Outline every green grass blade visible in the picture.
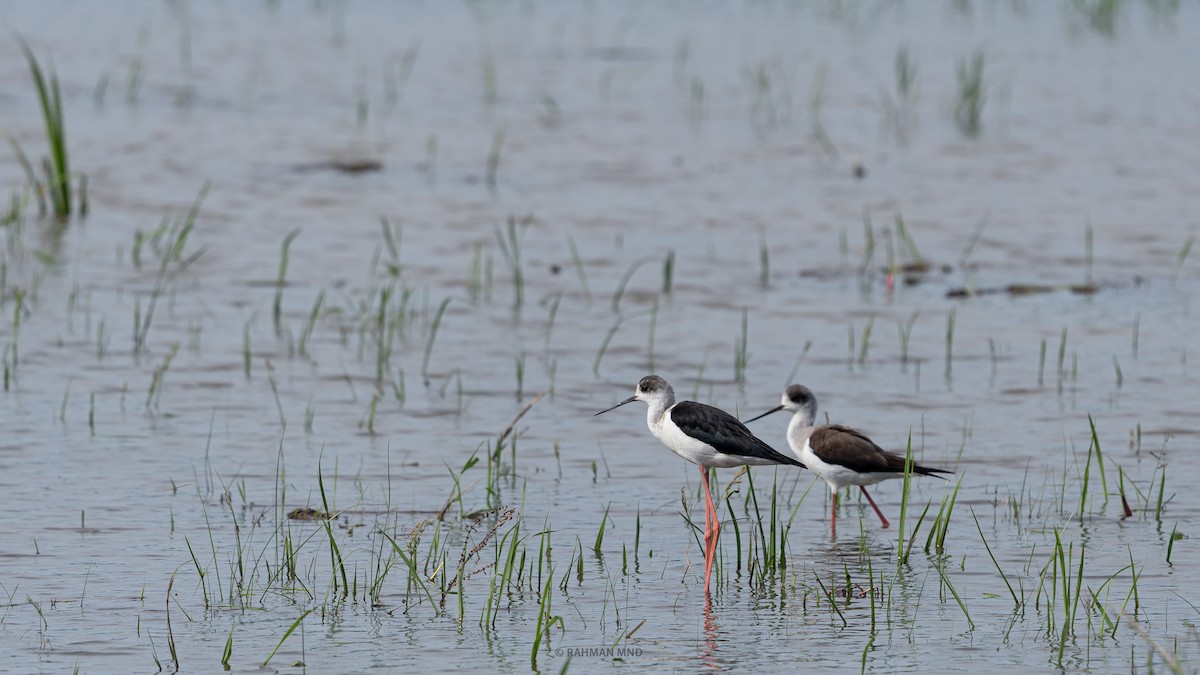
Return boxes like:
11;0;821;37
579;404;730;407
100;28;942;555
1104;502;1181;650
971;507;1019;607
261;608;316;667
934;562;975;630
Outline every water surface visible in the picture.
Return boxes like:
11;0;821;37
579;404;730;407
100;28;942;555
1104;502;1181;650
1;1;1198;672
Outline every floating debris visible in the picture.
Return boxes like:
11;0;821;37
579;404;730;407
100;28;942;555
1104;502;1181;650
293;159;384;174
287;507;332;521
800;261;950;283
850;153;866;179
947;283;1100;298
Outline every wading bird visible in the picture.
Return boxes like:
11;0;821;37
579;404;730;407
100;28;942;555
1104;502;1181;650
596;375;805;596
745;384;952;537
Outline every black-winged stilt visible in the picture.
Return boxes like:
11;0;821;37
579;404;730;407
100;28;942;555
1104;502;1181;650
595;375;805;595
745;384;951;537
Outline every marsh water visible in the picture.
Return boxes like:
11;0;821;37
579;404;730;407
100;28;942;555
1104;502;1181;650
2;1;1199;672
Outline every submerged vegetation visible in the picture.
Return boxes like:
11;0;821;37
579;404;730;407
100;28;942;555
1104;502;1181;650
953;50;986;139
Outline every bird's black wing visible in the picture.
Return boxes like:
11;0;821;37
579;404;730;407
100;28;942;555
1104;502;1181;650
671;401;804;468
812;425;952;477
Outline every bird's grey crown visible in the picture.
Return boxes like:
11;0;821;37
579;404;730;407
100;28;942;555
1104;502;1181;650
785;384;815;405
638;375;668;394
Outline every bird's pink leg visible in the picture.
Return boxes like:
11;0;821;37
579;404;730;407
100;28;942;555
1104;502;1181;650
830;489;838;538
706;483;717;552
860;486;890;528
699;465;718;595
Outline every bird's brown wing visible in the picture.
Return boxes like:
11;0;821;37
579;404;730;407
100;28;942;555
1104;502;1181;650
811;425;952;477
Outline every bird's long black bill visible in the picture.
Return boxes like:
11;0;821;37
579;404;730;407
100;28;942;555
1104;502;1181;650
742;405;784;424
594;396;637;416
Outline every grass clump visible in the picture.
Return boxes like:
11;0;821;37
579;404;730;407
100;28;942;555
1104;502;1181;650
953;51;985;139
8;41;85;219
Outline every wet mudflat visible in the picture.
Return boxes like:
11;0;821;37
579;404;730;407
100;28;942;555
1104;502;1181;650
1;1;1198;672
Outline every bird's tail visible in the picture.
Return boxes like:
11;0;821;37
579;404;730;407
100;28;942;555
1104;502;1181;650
914;465;954;479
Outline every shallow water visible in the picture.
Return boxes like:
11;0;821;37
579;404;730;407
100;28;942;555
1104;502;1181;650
2;1;1199;672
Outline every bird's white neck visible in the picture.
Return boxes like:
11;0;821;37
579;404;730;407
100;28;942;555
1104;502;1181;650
644;391;674;435
787;403;816;448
